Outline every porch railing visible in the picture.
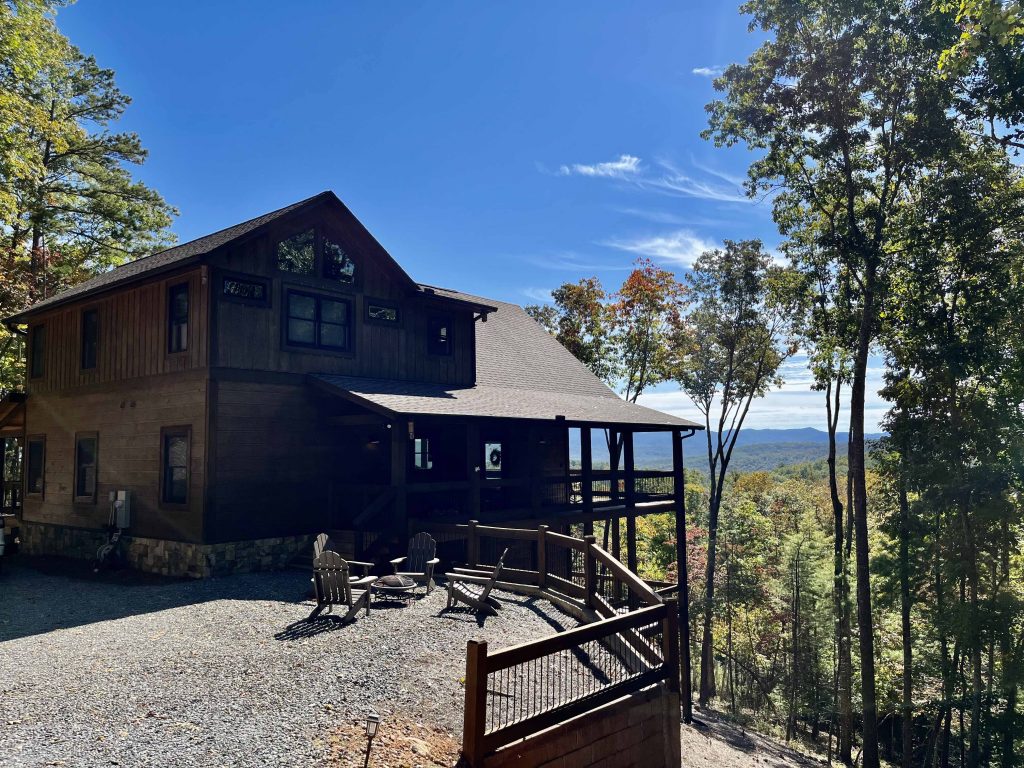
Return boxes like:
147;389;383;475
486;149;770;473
446;521;681;766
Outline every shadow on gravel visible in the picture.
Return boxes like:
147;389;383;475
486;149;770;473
689;708;826;767
0;556;311;643
274;616;355;641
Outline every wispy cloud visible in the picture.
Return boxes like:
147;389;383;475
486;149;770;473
521;287;553;303
555;153;750;204
613;207;688;226
692;65;724;78
559;154;642;180
603;230;717;268
524;250;633;272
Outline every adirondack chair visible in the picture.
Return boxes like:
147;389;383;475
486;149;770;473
312;532;372;576
444;548;509;616
308;550;375;622
390;531;440;595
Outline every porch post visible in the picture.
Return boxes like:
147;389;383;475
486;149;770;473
580;427;594;536
673;428;693;723
528;423;542;512
391;420;409;539
466;422;481;519
624;429;637;577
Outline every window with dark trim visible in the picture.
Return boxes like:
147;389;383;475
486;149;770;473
323;236;356;284
25;436;45;496
74;432;98;503
161;426;190;506
366;300;399;325
285;291;352;351
276;228;316;274
30;325;45;378
81;309;98;370
221;275;269;305
167;283;189;353
485;441;503;479
427;315;452;356
413;438;432;470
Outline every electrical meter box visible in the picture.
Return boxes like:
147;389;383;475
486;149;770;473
109;490;132;529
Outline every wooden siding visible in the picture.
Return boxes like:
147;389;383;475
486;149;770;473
24;267;209;393
21;371;207;542
207;204;476;385
205;375;342;543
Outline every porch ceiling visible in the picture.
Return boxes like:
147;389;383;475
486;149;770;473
309;374;702;430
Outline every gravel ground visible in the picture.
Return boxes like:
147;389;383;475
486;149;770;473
0;558;577;768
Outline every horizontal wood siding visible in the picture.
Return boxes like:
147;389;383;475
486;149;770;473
24;267;209;394
208;204;476;385
21;371;207;542
206;378;339;543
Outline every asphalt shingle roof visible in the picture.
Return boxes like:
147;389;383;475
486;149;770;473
313;294;701;429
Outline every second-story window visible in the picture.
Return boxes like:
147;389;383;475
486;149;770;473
285;291;352;351
277;228;315;275
168;283;189;354
81;309;98;370
427;315;452;356
30;325;45;378
323;237;356;284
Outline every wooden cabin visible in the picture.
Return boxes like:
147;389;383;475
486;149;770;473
0;192;700;577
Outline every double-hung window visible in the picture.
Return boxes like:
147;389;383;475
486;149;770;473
81;309;98;370
168;283;189;353
161;426;190;506
74;433;98;503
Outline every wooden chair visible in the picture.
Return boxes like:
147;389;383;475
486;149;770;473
312;532;372;576
308;550;375;623
445;548;509;616
390;531;440;595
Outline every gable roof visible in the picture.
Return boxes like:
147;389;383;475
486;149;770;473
312;292;702;430
5;191;494;323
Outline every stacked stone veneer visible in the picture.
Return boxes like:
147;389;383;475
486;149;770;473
20;520;313;578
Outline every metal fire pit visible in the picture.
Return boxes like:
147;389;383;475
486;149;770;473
371;574;418;603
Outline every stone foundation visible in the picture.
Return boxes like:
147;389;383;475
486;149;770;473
19;520;313;578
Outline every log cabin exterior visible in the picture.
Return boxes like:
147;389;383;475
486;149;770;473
1;192;700;577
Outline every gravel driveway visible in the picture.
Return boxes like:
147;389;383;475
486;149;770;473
0;558;577;767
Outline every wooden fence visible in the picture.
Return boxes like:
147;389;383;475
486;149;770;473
442;521;681;767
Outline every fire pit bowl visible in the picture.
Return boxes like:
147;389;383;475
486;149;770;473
371;574;418;602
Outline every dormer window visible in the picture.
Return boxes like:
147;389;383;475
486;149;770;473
324;237;356;284
276;228;316;274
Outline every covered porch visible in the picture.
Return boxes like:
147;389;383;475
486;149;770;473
310;374;700;571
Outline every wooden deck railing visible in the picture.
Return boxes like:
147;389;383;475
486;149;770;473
445;521;681;767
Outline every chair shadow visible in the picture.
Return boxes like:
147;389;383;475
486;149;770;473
274;615;355;641
436;606;492;628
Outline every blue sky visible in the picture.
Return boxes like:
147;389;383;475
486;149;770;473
59;1;887;431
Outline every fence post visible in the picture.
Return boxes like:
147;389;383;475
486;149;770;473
537;525;548;589
467;519;479;567
463;639;489;767
583;534;597;609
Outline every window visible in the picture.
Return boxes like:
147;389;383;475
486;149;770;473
276;228;315;274
427;315;452;356
485;442;502;479
25;436;44;496
161;426;190;506
414;438;432;470
81;309;98;370
324;237;356;284
30;325;45;378
74;433;98;503
366;300;399;325
167;283;189;353
222;275;268;304
286;291;352;351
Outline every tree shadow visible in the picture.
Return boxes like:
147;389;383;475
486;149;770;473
274;615;356;641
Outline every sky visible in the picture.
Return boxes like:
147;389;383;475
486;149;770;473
58;1;887;431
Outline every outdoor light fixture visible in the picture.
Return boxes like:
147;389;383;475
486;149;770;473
363;712;381;768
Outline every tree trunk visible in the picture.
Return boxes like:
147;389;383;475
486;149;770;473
899;461;914;768
699;488;722;705
827;379;854;764
849;269;880;768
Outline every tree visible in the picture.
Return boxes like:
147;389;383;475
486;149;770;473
704;4;963;762
0;0;176;392
673;238;801;706
525;277;616;385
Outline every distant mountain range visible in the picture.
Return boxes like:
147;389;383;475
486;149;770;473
572;428;886;473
